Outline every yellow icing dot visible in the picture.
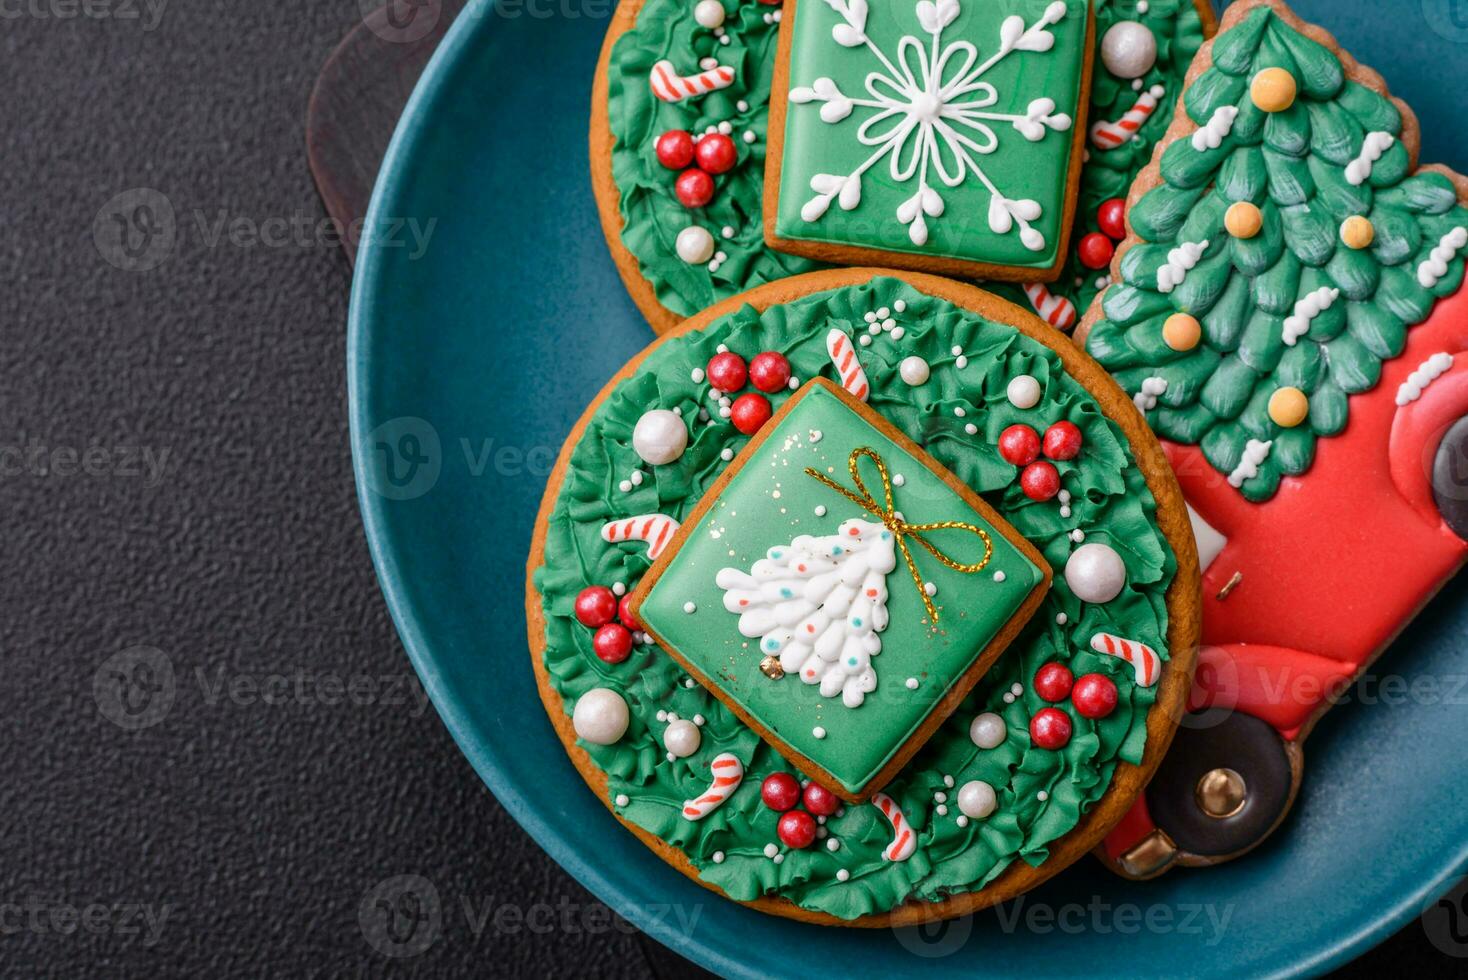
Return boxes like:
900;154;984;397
1225;201;1263;239
1341;215;1375;250
1162;313;1202;352
1269;386;1309;428
1251;68;1297;113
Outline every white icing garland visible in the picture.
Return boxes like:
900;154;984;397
1395;352;1455;406
1282;286;1340;346
1344;131;1394;186
1157;240;1207;293
1189;105;1237;151
1132;376;1167;411
790;0;1074;249
1417;227;1468;288
1227;439;1273;488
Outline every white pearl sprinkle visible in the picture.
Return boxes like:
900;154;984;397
953;406;966;417
713;850;725;863
720;448;734;461
876;307;889;318
1038;790;1049;802
951;345;963;356
891;326;906;340
718;406;732;418
956;355;968;369
993;570;1006;583
837;869;850;882
892;473;905;487
612;582;626;596
717;121;733;135
716;343;728;353
1060;506;1072;518
666;751;676;762
684;678;696;689
936;804;948;816
813;726;826;739
630;471;643;486
815;505;827;517
721;226;735;239
943;774;955;788
615;794;629;807
965;423;978;435
859;335;872;347
923;582;936;597
956;815;969;827
683;601;697;614
1059;489;1071;503
764;843;779;858
826;838;840;852
743;131;756;144
1070;529;1085;543
618;480;632;493
864;311;877;323
736;99;749;112
694;714;705;726
1011;683;1023;697
656;710;667;722
1056;612;1068;625
817;814;826;825
1003;692;1015;704
906;677;919;690
817;826;828;839
894;300;906;312
935;791;947;803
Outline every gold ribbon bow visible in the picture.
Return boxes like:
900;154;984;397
805;447;992;623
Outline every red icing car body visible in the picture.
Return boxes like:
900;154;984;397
1103;282;1468;876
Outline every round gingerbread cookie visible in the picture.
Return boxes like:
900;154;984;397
526;269;1200;924
590;0;1215;333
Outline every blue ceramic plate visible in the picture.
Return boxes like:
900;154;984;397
349;1;1468;973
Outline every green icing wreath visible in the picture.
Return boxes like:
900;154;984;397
607;0;1208;323
532;277;1176;919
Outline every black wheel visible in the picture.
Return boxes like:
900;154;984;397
1145;712;1295;859
1432;416;1468;539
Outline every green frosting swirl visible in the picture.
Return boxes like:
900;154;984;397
533;277;1176;919
608;0;1206;322
1084;5;1468;501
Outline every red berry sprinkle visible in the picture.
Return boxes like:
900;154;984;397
617;594;640;632
655;129;695;170
761;772;801;811
1078;232;1115;270
1033;662;1075;702
1030;707;1073;750
730;392;772;435
998;424;1041;467
1097;197;1126;241
777;809;818;849
706;351;748;392
1072;673;1119;719
802;782;840;817
747;351;792;393
574;586;618;628
1020;460;1060;501
694;133;737;175
1042;420;1083;461
675;168;715;208
592;623;633;664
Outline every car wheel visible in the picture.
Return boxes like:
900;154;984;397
1145;712;1296;859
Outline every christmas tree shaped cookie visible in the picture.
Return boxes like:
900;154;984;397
764;0;1095;279
1082;0;1468;501
632;380;1050;800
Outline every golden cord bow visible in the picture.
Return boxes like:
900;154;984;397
805;447;992;623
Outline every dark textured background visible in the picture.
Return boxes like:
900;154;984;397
0;0;1461;974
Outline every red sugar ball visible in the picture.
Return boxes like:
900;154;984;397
1078;232;1115;270
802;781;840;817
761;772;801;812
655;129;695;170
1072;673;1119;719
1030;707;1073;750
1020;460;1060;501
1033;662;1075;703
694;133;737;175
998;424;1041;467
1043;420;1083;461
706;350;748;392
574;586;618;628
617;594;640;632
777;809;818;849
1097;197;1126;240
675;168;715;208
592;623;633;664
731;392;772;435
748;351;792;393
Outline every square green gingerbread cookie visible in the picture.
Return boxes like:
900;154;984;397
631;379;1050;801
764;0;1095;280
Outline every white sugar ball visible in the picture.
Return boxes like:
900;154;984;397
664;719;701;758
675;226;716;265
573;688;629;745
693;0;725;28
1007;374;1041;409
898;356;931;386
632;409;688;465
1065;542;1127;604
1101;21;1157;80
958;780;997;819
970;711;1007;749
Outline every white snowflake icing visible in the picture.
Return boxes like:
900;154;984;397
789;0;1074;249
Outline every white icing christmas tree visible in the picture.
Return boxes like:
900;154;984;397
716;518;896;708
